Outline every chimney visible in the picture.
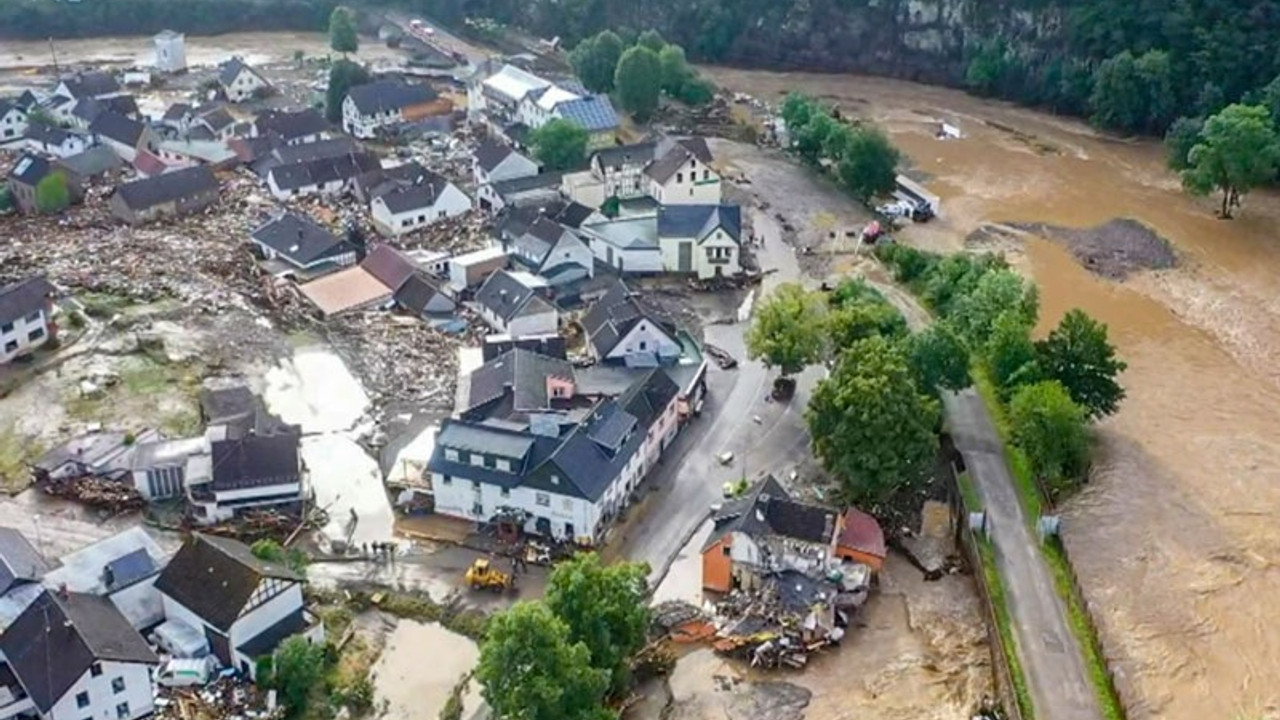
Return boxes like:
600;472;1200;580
57;583;69;600
103;564;115;589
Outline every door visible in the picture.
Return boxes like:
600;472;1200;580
678;242;692;272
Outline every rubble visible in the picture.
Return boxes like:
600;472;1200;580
154;673;281;720
38;474;147;512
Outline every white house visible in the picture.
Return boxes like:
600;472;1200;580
0;277;56;364
89;111;153;163
369;173;471;236
657;204;742;279
473;270;558;337
266;152;381;200
0;100;27;143
251;212;358;278
579;215;664;275
646;138;721;205
341;80;446;139
154;534;323;677
0;590;159;720
153;30;187;73
24;123;90;158
506;216;594;285
218;57;270;103
474;140;539;211
468;63;551;120
184;432;305;525
590;142;657;200
41;527;170;631
582;278;682;365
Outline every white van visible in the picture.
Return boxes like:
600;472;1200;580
156;657;216;688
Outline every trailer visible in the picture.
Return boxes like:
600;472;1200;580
892;174;941;221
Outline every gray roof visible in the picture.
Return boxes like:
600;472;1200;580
582;215;659;251
491;171;562;198
585;403;636;451
197;105;236;132
57;146;123;177
393;272;453;315
254;136;360;176
0;590;158;712
88;110;146;147
646;137;715;183
162;102;193;121
154;534;300;632
24;123;72;146
526;401;644;502
475;270;555;324
0;277;55;327
72;95;138;123
252;212;351;265
435;420;535;461
254;107;328;140
582;278;672;358
464;348;574;415
474;139;516;173
115;165;218;211
361;244;417;291
513;216;571;267
60;71;121;99
375;173;455;214
8;154;55;186
346;80;438;115
269;151;380;191
555;95;619;133
593;142;657;170
657;204;742;244
703;475;838;552
0;528;50;596
209;432;300;491
620;368;680;428
218;57;263;87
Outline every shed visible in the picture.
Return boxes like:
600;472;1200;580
448;247;508;290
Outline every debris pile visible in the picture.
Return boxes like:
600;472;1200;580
155;674;281;720
39;474;147;512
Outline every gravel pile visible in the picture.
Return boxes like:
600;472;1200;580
1013;218;1178;280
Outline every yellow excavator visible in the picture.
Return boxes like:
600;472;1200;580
465;558;514;592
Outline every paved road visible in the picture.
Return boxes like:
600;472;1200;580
615;211;821;586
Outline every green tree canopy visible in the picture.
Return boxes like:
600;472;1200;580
570;30;624;93
658;43;692;96
545;553;650;695
905;323;972;394
615;46;663;121
780;93;816;135
325;59;370;123
746;283;828;376
806;335;940;506
985;310;1041;398
1181;103;1280;218
531;118;589;171
835;126;901;202
1035;308;1127;419
477;602;614;720
250;539;309;575
1008;380;1091;493
1164;116;1205;171
1090;49;1176;133
328;6;358;55
826;280;908;352
636;29;666;53
34;171;70;214
795;112;837;163
951;269;1038;347
270;637;326;718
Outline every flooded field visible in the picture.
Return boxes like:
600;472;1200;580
707;67;1280;719
370;620;482;720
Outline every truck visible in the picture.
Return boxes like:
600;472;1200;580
156;657;217;688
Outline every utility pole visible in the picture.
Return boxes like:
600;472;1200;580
47;37;60;75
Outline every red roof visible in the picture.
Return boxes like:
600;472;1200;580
360;244;416;292
837;507;886;559
132;149;169;178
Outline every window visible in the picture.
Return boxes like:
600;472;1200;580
90;663;102;677
418;215;426;223
440;474;452;485
703;170;710;181
535;492;550;507
401;219;411;228
639;341;647;351
500;487;510;498
444;449;459;462
472;481;482;491
562;498;572;510
111;677;126;694
25;311;41;323
676;172;682;183
1;322;12;334
116;702;130;720
549;475;560;485
722;545;731;556
495;458;511;472
76;691;89;709
28;327;44;341
470;454;485;467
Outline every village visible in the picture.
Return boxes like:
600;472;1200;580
0;15;986;720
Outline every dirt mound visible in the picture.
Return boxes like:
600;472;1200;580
1011;218;1178;280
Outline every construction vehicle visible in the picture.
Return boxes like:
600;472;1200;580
465;558;514;592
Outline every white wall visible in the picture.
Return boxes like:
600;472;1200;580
101;136;140;163
728;531;761;566
540;233;594;278
649;157;721;205
225;71;267;103
47;661;154;720
484;153;538;185
0;109;27;142
605;321;680;362
693;228;740;279
229;582;305;673
371;185;472;236
431;472;603;542
343;95;405;139
1;305;50;363
111;576;165;630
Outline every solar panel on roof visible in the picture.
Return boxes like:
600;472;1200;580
104;548;156;589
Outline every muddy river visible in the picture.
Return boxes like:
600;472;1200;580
709;67;1280;720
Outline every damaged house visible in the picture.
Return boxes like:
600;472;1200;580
250;211;358;279
0;276;57;364
368;169;471;236
41;528;169;631
501;213;594;287
110;165;219;224
582;278;681;366
474;269;558;337
342;80;451;139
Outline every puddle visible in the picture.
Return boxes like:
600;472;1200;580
263;346;370;435
652;519;713;605
371;620;481;720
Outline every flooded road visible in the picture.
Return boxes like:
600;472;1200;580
707;68;1280;720
370;620;481;720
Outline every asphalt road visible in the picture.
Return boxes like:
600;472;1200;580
615;210;822;586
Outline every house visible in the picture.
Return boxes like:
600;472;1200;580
393;272;456;320
297;244;414;316
504;215;594;285
474;270;558;337
581;279;680;366
579;215;663;275
251;135;360;176
153;534;322;677
218;57;270;103
468;63;551;121
41;95;76;125
56;146;124;182
32;432;159;484
834;507;887;573
89;111;152;163
369;172;471;236
155;139;241;169
448;247;509;290
646;137;721;205
552;95;619;150
0;527;52;629
41;528;169;631
590;142;657;200
0;277;57;364
481;333;566;361
24;123;90;158
185;432;305;525
0;100;26;143
8;153;83;214
342;80;451;139
118;437;210;502
154;30;187;73
200;384;296;441
55;72;123;103
250;212;358;278
190;105;237;141
701;475;840;593
70;95;140;130
110;165;219;224
159;102;194;134
253;108;328;145
0;589;158;720
657;204;742;279
266;151;380;200
132;148;176;178
487;171;563;212
469;64;618;147
474;140;538;187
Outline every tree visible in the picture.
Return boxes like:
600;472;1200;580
674;76;715;106
905;324;971;394
826;281;908;351
545;554;650;695
985;310;1041;397
658;44;691;96
614;46;662;121
250;539;309;575
477;602;614;720
1090;50;1176;133
1164;116;1204;171
807;336;940;506
951;269;1038;347
1035;309;1127;419
328;7;358;55
795;111;836;163
746;283;828;376
34;172;70;214
1181;103;1280;218
325;59;370;124
835;127;900;202
780;93;816;137
1008;381;1091;492
1261;74;1280;126
636;29;666;53
270;637;326;718
531;118;589;171
570;31;624;93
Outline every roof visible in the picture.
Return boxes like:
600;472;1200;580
0;98;17;118
252;212;350;266
535;84;581;111
209;433;300;491
0;277;55;327
57;145;122;177
556;95;619;133
837;507;886;559
0;590;158;712
254;107;328;141
269;152;380;191
346;80;438;115
155;29;184;40
556;201;596;229
676;136;713;163
8;153;55;186
491;171;562;199
482;64;551;103
200;385;255;425
645;137;715;183
435;420;535;461
88;110;146;147
657;204;741;244
115;165;218;211
0;528;50;596
72;95;137;123
218;57;263;87
482;334;567;361
619;368;680;428
475;270;555;324
513;216;570;266
703;475;837;552
464;348;574;415
24;123;72;146
162;102;193;121
60;71;121;99
133;149;169;177
154;534;301;632
361;244;416;291
299;266;392;316
393;272;452;315
253;135;361;176
375;173;455;214
582;215;659;251
474;139;517;173
529;405;643;502
582;278;670;358
197;105;236;132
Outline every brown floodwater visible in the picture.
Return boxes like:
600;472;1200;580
707;67;1280;719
